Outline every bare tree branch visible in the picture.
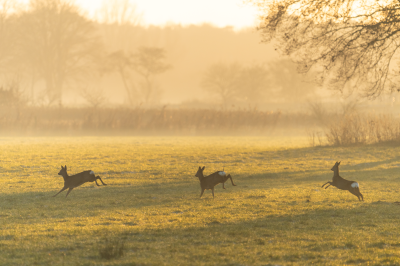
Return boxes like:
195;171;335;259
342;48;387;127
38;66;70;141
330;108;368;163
251;0;400;98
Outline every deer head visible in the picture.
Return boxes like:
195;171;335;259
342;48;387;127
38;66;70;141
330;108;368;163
331;161;340;171
195;166;205;179
58;165;67;176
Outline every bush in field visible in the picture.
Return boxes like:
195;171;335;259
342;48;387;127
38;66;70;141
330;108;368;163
0;86;24;107
98;236;125;260
326;113;400;146
307;99;400;146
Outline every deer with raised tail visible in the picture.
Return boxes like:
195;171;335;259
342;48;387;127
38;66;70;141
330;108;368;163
53;165;107;197
322;161;363;201
195;166;237;199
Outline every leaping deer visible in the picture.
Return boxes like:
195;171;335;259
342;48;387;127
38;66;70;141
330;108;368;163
322;161;363;201
53;165;107;197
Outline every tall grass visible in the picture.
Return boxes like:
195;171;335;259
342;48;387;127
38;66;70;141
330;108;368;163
0;106;290;135
307;101;400;146
326;113;400;145
3;105;400;143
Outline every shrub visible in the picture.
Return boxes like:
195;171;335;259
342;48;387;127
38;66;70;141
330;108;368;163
325;113;400;146
98;236;125;260
0;85;24;107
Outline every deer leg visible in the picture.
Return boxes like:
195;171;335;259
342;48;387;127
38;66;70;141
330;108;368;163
325;184;331;189
65;188;74;197
212;188;215;199
53;186;68;197
97;176;107;186
220;176;228;189
229;175;237;186
349;190;360;200
200;189;205;198
358;191;364;201
348;189;361;201
354;187;363;201
95;180;100;186
321;182;330;188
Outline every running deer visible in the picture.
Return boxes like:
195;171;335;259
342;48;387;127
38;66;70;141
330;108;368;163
195;166;237;199
322;161;363;201
53;165;107;197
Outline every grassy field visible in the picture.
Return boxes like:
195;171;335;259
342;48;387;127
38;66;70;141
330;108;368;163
1;136;400;265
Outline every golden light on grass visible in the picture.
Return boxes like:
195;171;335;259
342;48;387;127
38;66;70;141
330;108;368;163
1;136;400;264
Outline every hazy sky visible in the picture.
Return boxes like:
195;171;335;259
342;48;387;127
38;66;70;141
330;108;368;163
83;0;258;29
18;0;258;29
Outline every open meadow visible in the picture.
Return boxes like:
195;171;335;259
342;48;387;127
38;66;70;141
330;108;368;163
1;136;400;265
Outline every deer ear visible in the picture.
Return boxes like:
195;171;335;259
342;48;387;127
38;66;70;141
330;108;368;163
202;166;205;170
65;165;67;170
61;165;63;169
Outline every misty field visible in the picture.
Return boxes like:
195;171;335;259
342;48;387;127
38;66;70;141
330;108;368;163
1;137;400;265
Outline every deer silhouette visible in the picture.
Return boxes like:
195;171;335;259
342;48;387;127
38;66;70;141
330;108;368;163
322;161;363;201
195;166;236;198
53;165;107;197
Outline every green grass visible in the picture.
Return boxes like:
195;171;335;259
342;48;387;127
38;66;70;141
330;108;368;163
1;136;400;265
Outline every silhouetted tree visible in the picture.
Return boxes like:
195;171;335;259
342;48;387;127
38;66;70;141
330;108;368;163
106;50;136;104
252;0;400;98
131;47;171;104
239;64;268;103
201;62;269;106
16;0;102;105
96;0;142;53
106;47;171;105
0;1;19;78
201;62;243;107
267;59;317;101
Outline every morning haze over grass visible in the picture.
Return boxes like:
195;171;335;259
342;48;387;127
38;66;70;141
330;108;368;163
1;136;400;265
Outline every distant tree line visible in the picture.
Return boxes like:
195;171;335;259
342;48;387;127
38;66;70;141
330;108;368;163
0;0;321;109
201;59;318;107
0;0;170;107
